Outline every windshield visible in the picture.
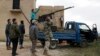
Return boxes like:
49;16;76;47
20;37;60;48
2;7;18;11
79;24;90;30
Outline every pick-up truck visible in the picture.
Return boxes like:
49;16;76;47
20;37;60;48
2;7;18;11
37;21;98;49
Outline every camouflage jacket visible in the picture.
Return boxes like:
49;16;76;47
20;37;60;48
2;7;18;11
43;21;53;40
9;23;20;38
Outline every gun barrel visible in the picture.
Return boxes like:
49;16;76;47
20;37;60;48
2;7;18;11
52;6;74;14
38;6;74;22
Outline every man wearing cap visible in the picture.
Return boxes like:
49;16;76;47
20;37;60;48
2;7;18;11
29;20;38;56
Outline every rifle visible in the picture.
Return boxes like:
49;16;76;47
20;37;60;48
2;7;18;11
37;6;74;22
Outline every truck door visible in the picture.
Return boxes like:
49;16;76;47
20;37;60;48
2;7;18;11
79;24;94;42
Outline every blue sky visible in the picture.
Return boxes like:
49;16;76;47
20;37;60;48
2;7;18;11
36;0;100;32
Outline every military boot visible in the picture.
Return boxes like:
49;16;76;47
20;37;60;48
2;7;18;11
43;50;51;56
32;52;37;56
7;46;12;50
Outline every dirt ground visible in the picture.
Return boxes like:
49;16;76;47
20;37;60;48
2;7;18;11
0;41;100;56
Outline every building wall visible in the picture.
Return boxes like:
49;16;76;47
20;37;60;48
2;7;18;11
53;6;64;28
0;0;35;40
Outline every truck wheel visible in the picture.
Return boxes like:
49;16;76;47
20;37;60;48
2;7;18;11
49;40;57;49
70;42;75;46
80;39;88;47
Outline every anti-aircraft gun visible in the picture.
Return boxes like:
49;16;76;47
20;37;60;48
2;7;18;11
37;6;74;22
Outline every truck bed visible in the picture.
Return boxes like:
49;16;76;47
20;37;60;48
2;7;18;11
38;30;76;40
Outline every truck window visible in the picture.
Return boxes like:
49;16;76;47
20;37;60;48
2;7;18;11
68;24;72;29
79;24;89;30
66;23;75;30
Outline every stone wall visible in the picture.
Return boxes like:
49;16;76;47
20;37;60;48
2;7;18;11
0;0;35;40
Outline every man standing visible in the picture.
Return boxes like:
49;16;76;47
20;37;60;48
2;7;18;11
5;19;11;50
43;16;53;56
9;18;19;56
19;20;25;49
60;16;64;28
29;20;38;56
30;7;40;24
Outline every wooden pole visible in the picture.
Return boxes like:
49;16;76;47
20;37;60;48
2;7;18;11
20;8;30;24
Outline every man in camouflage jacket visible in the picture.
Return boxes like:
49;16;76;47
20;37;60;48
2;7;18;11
43;16;53;56
9;18;20;56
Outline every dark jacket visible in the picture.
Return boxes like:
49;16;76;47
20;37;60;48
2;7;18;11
5;23;11;34
19;24;25;34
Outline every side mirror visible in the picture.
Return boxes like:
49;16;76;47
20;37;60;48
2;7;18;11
92;24;97;32
92;24;98;40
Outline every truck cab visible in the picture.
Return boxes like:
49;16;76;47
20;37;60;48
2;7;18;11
65;22;98;46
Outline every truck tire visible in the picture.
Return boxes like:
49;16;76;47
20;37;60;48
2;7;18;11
49;40;57;49
79;39;88;47
70;42;75;46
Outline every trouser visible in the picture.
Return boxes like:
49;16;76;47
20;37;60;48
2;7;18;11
31;40;37;53
19;34;24;46
11;37;18;56
60;21;63;27
44;41;50;54
6;34;11;47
